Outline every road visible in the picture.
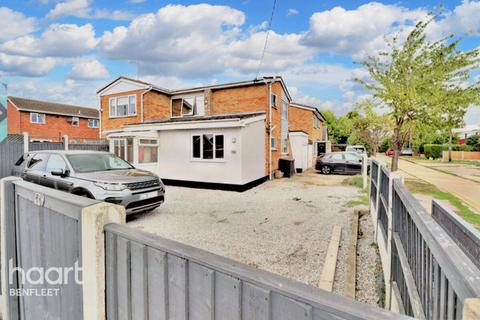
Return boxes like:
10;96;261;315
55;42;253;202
376;155;480;213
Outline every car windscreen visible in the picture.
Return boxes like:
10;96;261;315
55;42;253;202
67;154;134;173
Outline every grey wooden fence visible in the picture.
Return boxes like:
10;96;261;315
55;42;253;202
104;223;410;320
369;159;480;319
432;200;480;270
0;135;24;179
69;143;109;152
1;178;99;320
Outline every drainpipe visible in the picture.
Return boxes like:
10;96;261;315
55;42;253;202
263;78;274;180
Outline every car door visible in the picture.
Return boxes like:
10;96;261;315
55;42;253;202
24;153;50;185
330;153;346;173
44;154;73;191
344;153;362;174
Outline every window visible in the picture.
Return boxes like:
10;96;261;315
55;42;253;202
172;96;205;117
109;95;136;117
71;117;79;127
88;119;99;128
192;134;224;160
281;99;288;153
30;112;45;124
271;94;277;108
138;139;159;164
67;153;134;173
282;139;288;154
344;153;360;162
46;154;67;173
330;154;344;161
28;153;50;171
270;137;277;150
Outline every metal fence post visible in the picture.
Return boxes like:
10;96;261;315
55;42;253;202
63;134;69;151
22;132;28;153
373;160;383;237
82;202;125;320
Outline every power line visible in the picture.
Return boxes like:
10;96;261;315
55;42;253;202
255;0;277;79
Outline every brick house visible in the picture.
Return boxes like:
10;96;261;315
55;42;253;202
97;76;292;188
289;102;329;171
7;96;99;141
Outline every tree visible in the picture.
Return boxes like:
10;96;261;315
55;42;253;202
320;110;354;144
357;15;480;171
349;100;392;156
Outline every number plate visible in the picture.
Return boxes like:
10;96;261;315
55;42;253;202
139;191;158;200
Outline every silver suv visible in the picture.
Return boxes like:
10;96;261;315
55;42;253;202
12;150;165;215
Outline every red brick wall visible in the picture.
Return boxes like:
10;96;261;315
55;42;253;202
100;89;144;134
7;101;99;139
143;91;170;120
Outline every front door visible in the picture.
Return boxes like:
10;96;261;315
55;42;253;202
112;138;127;160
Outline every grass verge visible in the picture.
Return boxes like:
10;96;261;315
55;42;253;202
343;176;370;207
405;179;480;230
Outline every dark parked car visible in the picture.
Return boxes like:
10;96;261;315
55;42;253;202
12;150;165;215
316;152;365;175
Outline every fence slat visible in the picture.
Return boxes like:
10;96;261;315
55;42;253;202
168;255;188;320
117;237;132;320
214;273;241;320
131;242;148;320
189;262;215;320
147;248;168;320
242;282;271;320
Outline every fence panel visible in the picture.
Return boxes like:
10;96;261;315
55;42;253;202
105;223;410;320
391;180;480;320
378;165;390;243
0;136;24;179
432;200;480;270
29;141;64;151
69;143;109;152
370;160;379;205
1;179;98;320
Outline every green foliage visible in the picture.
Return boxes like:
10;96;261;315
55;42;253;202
423;144;475;159
357;14;480;170
466;134;480;148
380;138;392;152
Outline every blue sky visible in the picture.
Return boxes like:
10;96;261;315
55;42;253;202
0;0;479;124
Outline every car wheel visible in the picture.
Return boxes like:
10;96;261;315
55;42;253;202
321;165;331;174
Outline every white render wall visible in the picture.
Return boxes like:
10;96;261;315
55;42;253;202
142;119;265;185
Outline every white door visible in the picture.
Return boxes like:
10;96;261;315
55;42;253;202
112;138;127;160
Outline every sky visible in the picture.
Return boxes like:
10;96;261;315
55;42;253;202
0;0;479;124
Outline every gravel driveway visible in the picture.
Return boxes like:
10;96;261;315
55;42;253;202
128;172;365;296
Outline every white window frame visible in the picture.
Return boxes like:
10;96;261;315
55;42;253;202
109;95;137;118
30;112;46;124
171;96;205;118
71;116;79;127
191;133;225;162
271;94;278;108
138;139;159;164
88;119;99;128
270;137;277;150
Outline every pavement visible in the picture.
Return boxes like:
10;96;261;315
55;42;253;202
376;154;480;213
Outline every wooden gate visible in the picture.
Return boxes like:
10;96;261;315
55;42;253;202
1;178;98;320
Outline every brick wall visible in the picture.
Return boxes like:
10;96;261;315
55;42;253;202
100;89;144;134
143;91;171;120
7;100;99;139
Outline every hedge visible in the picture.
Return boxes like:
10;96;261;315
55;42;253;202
423;144;476;159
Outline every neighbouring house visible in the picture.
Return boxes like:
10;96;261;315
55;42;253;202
97;76;292;188
288;102;329;172
7;96;100;141
453;125;480;144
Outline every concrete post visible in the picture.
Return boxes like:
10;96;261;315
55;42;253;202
0;177;22;320
81;202;125;320
22;132;29;153
63;134;69;150
463;298;480;320
362;154;368;190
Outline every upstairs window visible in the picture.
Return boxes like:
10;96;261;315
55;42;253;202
71;117;79;127
30;112;45;124
172;96;205;117
109;95;136;118
271;94;277;108
88;119;99;128
192;134;224;160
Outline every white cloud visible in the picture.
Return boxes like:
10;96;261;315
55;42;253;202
46;0;91;19
427;1;480;38
68;59;109;80
129;0;145;3
286;9;299;17
99;4;246;77
0;53;56;77
0;7;37;42
302;2;426;56
46;0;133;20
1;24;97;58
